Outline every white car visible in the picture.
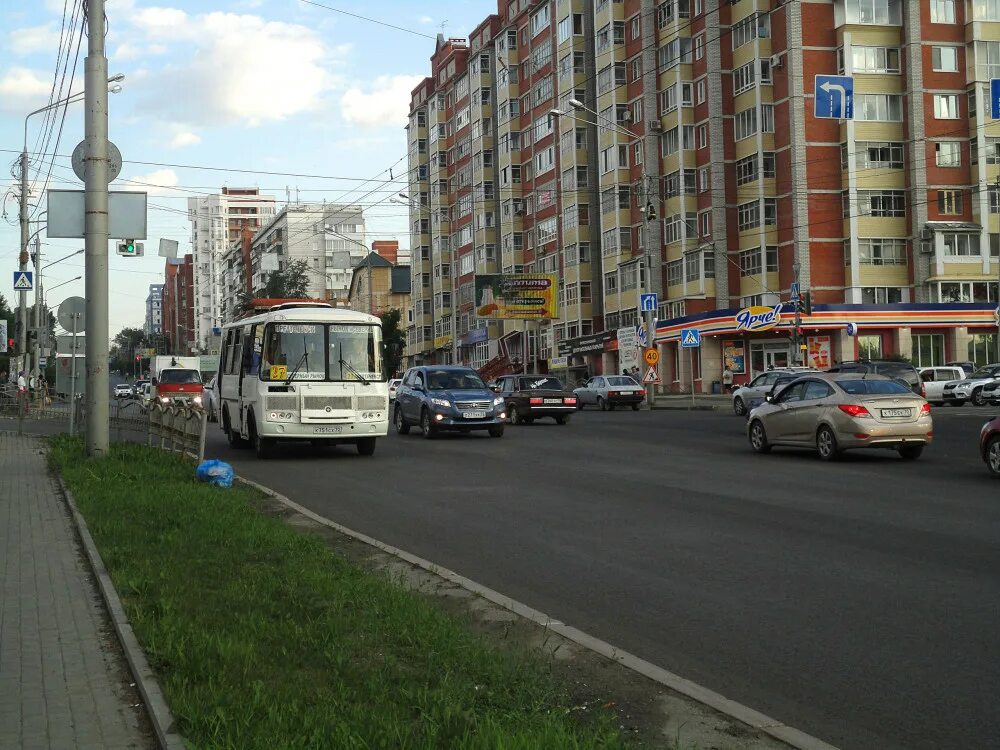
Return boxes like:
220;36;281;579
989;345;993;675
388;378;402;401
573;375;645;411
731;368;816;416
204;376;219;421
941;364;1000;406
113;383;133;398
918;366;966;406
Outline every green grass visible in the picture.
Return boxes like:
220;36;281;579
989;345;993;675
50;437;628;750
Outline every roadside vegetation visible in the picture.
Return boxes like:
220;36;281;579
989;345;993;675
50;436;628;749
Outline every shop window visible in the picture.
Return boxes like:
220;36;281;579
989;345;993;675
912;334;944;367
969;333;998;366
858;335;882;360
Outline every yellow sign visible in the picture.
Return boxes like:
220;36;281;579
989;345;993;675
474;273;558;320
643;348;659;366
433;335;452;350
735;304;782;332
269;365;287;380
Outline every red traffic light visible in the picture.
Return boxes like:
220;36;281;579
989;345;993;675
7;338;13;350
135;355;140;361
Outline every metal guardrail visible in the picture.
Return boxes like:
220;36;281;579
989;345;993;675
146;402;209;463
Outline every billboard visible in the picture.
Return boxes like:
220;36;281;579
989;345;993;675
474;274;558;320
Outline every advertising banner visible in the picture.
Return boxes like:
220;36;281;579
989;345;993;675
807;335;832;369
474;274;558;320
617;326;640;373
722;340;745;375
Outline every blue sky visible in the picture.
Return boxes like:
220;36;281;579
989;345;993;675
1;0;488;335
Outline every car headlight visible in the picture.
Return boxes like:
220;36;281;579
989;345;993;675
493;396;504;406
193;396;203;405
159;396;169;403
431;397;451;408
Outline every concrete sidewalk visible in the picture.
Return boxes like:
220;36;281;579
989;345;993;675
0;433;152;749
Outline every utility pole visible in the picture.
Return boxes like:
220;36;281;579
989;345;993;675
18;152;29;376
31;233;42;386
640;174;658;409
792;261;802;366
84;0;110;456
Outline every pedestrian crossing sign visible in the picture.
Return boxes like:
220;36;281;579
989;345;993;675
680;328;701;348
13;271;33;291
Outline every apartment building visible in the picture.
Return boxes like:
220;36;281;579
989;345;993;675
406;0;1000;392
249;203;367;305
187;187;277;351
144;284;164;336
348;252;412;317
162;255;195;356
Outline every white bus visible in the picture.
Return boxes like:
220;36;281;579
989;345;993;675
217;302;389;458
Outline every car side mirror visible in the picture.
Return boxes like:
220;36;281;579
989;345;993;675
151;377;158;386
764;394;773;403
490;384;501;393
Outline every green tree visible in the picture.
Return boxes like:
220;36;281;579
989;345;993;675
234;260;313;317
379;308;406;378
110;327;147;376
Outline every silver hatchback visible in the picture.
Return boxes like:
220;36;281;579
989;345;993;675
747;373;932;461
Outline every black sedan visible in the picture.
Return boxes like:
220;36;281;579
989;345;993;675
490;374;577;425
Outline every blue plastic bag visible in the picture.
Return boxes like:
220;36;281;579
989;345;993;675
196;459;234;488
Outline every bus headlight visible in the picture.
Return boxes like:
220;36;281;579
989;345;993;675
266;411;296;422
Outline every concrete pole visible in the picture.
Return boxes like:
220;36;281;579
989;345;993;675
84;0;110;456
793;261;802;366
32;233;42;386
18;150;29;375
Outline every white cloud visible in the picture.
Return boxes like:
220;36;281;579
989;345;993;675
8;24;62;55
0;67;52;111
418;16;433;25
169;131;201;148
121;9;341;127
119;168;179;196
340;75;424;128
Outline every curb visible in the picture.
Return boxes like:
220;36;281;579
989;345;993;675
237;475;839;750
55;474;186;750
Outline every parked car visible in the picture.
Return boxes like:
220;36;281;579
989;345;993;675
981;378;1000;405
827;359;924;397
138;382;153;409
113;383;133;398
941;363;1000;406
731;368;815;416
490;374;577;425
393;365;505;439
204;376;218;422
918;366;967;406
388;378;402;401
980;415;1000;476
573;375;645;410
747;373;932;461
946;361;976;376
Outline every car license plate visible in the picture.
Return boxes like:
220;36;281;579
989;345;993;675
881;408;910;418
314;426;343;434
462;411;487;419
543;398;561;404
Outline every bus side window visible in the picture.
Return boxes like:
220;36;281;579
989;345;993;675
241;327;254;375
220;330;232;375
249;325;263;376
227;328;242;376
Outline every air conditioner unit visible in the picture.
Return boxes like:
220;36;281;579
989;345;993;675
920;241;935;255
770;54;783;69
921;227;934;240
647;120;663;132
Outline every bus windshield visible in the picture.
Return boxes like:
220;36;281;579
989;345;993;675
261;322;383;382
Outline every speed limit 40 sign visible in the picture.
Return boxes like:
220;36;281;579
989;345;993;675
643;348;659;366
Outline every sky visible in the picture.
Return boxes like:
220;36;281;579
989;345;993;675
0;0;489;337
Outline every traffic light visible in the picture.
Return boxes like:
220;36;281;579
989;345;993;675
6;338;13;352
117;239;144;257
135;354;140;361
801;291;812;316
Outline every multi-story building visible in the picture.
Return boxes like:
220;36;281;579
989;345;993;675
162;255;195;356
405;0;1000;392
187;187;277;351
144;284;164;336
219;224;256;324
348;252;412;317
249;203;367;305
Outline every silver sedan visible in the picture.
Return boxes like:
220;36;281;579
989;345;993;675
747;373;932;461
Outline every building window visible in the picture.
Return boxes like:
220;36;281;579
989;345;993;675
696;79;706;104
850;46;900;73
932;46;959;72
971;0;1000;20
941;232;980;256
931;0;956;22
976;41;1000;80
934;94;960;119
852;141;904;169
935;141;961;167
857;335;883;360
852;190;906;217
969;333;998;366
857;238;907;265
855;93;902;121
844;0;902;25
912;334;944;367
938;190;963;215
861;287;903;305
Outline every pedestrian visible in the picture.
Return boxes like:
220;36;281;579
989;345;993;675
17;370;29;414
722;367;734;393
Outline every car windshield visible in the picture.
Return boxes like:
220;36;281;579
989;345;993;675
159;369;201;385
607;376;638;386
518;377;563;390
426;370;486;390
836;378;912;395
970;369;996;379
262;323;383;382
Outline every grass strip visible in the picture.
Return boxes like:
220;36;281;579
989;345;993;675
50;436;627;750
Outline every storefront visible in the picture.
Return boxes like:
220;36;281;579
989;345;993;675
556;331;615;384
654;303;999;394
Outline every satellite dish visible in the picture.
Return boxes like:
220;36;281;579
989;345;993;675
58;296;86;332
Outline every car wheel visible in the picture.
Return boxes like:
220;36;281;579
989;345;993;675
973;388;986;406
394;406;410;435
488;425;504;438
733;396;746;416
555;415;568;425
816;425;840;461
420;408;437;439
749;420;771;454
508;404;522;425
934;401;944;407
575;401;584;410
598;397;607;411
986;436;1000;476
898;444;923;461
631;403;640;411
356;437;376;456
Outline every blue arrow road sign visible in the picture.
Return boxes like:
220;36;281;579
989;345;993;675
639;293;658;313
680;329;701;348
991;79;1000;119
636;324;647;347
13;271;33;291
815;75;853;120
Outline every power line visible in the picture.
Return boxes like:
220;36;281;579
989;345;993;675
296;0;437;39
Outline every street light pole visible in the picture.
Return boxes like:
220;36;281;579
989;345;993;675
84;0;110;455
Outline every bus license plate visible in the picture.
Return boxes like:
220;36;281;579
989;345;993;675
314;426;343;434
881;408;910;418
462;411;487;419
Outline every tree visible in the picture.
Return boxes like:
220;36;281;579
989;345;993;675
379;308;406;378
110;327;147;376
234;260;313;317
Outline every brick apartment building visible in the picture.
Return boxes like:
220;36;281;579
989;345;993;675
162;254;195;356
406;0;1000;390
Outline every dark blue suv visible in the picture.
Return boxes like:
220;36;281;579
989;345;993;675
394;366;506;439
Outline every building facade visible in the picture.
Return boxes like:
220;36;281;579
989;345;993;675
249;203;367;306
144;284;164;335
162;255;195;356
187;187;276;350
404;0;1000;390
348;252;412;316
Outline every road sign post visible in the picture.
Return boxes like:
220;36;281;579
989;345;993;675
815;75;854;120
680;329;701;406
13;271;33;291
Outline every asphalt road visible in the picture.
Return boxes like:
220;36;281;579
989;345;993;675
202;406;999;750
